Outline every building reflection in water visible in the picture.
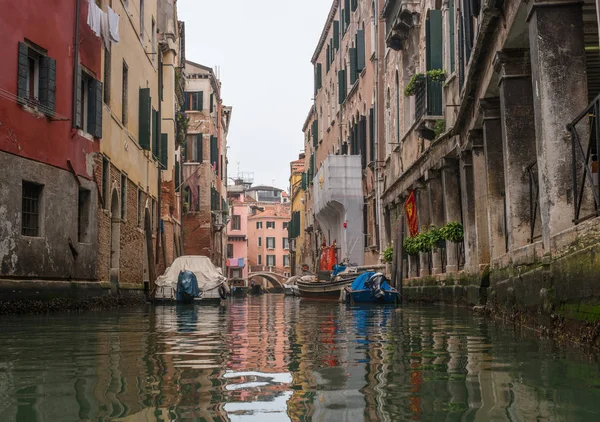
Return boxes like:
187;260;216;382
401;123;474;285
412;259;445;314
1;298;600;421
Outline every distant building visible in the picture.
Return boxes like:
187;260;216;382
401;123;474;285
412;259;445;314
288;155;306;275
246;186;284;204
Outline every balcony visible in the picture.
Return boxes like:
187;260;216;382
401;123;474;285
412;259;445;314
414;76;443;122
313;155;364;266
383;1;418;51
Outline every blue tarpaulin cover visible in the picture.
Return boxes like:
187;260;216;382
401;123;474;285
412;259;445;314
176;270;201;301
332;264;347;276
351;272;392;291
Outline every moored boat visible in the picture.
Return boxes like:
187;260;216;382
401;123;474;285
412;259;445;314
296;276;355;299
343;272;400;305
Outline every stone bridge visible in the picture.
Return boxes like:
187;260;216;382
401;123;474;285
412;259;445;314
247;272;288;289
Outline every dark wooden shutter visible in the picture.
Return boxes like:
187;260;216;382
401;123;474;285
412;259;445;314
184;91;190;110
351;0;358;11
17;42;28;102
39;55;56;114
344;0;350;31
210;136;218;168
160;134;168;168
88;78;103;138
317;64;322;90
195;134;203;162
199;91;204;111
151;108;158;158
369;107;375;163
210;93;214;112
139;88;151;150
471;0;481;17
175;159;180;191
350;48;357;84
449;0;456;73
338;69;346;104
333;21;340;49
326;46;331;73
356;30;365;72
426;10;443;71
360;116;367;169
301;173;307;190
462;0;474;62
75;66;83;128
312;120;319;147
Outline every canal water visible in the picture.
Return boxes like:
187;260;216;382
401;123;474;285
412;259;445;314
1;296;600;421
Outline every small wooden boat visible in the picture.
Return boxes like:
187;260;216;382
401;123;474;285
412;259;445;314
296;276;355;299
344;272;400;305
283;276;300;296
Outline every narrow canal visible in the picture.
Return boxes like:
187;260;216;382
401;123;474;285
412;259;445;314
1;297;600;421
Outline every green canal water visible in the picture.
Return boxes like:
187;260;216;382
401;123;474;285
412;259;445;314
1;296;600;421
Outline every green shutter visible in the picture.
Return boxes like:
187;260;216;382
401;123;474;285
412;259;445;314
326;46;331;73
312;120;319;147
317;64;322;90
151;108;158;158
369;107;375;163
75;66;83;128
338;69;346;104
175;159;180;191
139;88;151;150
160;134;168;168
333;21;340;49
39;55;56;114
351;0;357;11
356;30;365;72
344;0;350;31
349;48;357;84
427;10;443;71
449;0;456;72
210;135;218;168
87;78;103;138
184;91;190;110
195;134;203;162
210;93;214;112
301;173;307;190
17;42;28;102
199;91;204;111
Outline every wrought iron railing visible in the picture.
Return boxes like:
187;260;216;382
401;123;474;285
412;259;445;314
415;77;444;122
526;162;542;242
457;241;465;271
567;95;600;222
440;243;447;274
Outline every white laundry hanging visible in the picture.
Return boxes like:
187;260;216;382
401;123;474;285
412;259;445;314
108;6;120;43
86;0;102;37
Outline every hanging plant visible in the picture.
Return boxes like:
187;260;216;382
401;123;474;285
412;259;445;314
404;73;425;97
413;232;431;253
403;237;420;256
382;245;394;263
175;112;190;147
424;225;444;251
440;221;464;243
426;69;446;82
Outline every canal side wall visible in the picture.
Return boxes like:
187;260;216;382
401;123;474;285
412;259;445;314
402;217;600;346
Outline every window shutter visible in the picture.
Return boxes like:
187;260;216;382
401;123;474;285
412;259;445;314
349;48;357;85
427;10;443;71
333;21;340;49
301;173;307;190
369;107;375;163
360;116;367;168
356;30;365;72
344;1;350;30
160;134;168;168
17;42;28;102
317;64;322;90
326;46;330;73
175;159;180;191
210;135;218;168
151;108;158;157
199;91;204;111
351;0;357;11
195;134;203;162
210;93;214;113
39;56;57;114
449;0;456;73
87;78;103;138
138;88;151;150
75;66;83;128
471;0;481;17
338;69;346;104
184;91;190;110
312;120;318;147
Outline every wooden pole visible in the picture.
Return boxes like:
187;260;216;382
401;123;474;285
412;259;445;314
396;216;404;300
145;209;157;300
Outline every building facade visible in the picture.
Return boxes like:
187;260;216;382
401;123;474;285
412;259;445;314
288;155;306;275
181;61;231;271
226;188;250;288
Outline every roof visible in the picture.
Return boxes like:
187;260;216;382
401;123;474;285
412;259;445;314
311;1;340;64
302;105;316;132
247;185;283;192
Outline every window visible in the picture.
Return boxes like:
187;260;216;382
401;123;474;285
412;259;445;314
21;181;43;237
184;92;203;111
78;69;103;135
266;255;276;267
258;237;262;247
103;47;111;104
17;41;56;115
122;61;128;125
232;268;242;279
140;0;145;39
283;255;290;267
256;221;263;229
283;222;288;230
151;198;156;231
283;238;289;250
102;156;109;210
137;188;143;227
120;173;127;220
258;255;262;265
227;244;234;258
266;221;275;229
266;237;275;249
232;215;241;230
78;188;91;243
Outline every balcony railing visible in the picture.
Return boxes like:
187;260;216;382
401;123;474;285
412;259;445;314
415;77;443;122
567;95;600;223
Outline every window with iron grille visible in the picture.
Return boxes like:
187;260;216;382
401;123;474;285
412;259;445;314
102;156;109;210
232;215;241;230
137;188;143;227
21;181;43;237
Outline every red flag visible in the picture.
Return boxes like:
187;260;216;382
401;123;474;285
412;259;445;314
404;190;418;237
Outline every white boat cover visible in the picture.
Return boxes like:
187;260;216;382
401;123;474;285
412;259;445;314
156;256;228;300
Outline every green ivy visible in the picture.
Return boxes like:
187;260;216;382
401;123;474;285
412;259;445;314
440;221;464;243
403;237;420;256
382;245;394;263
404;70;446;97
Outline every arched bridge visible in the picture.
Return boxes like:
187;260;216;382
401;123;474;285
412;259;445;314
247;272;288;288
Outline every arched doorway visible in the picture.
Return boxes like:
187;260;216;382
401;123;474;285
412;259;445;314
110;188;120;289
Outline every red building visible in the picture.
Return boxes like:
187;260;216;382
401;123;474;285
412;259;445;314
0;0;102;294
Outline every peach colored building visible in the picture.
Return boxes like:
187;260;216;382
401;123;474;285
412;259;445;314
226;192;249;287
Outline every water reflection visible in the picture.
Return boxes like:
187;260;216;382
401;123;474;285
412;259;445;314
1;297;600;421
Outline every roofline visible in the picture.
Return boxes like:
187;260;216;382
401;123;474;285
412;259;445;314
185;60;221;98
311;0;339;64
302;105;316;132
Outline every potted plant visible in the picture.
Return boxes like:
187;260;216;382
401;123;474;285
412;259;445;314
440;221;464;243
382;244;394;264
425;225;445;251
403;237;419;256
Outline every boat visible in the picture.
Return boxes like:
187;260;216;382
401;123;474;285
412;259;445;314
283;276;301;296
296;275;356;299
154;256;230;303
343;272;400;305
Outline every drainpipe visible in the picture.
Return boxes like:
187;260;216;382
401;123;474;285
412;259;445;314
72;0;81;128
156;50;163;270
374;0;385;252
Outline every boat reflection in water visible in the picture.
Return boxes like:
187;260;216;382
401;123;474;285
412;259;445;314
1;297;600;420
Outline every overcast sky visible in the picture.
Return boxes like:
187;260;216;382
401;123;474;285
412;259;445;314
178;0;332;191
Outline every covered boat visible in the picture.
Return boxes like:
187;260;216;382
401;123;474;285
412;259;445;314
283;276;301;296
154;256;230;303
296;274;355;299
343;272;400;304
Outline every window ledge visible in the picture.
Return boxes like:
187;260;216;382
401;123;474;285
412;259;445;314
77;130;94;141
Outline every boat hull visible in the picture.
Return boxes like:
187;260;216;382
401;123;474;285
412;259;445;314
297;279;352;299
349;289;400;304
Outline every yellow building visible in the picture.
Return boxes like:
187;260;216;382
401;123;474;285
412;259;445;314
289;155;306;275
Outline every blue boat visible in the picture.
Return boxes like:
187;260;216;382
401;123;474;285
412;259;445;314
345;272;400;304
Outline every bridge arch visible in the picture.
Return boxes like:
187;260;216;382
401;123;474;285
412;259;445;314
247;272;287;289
